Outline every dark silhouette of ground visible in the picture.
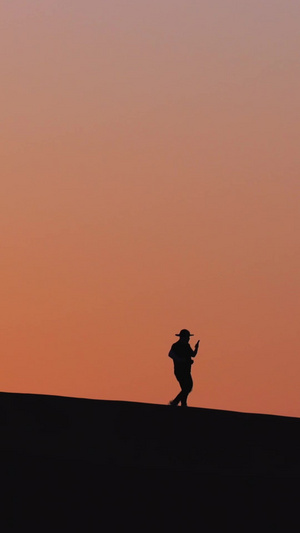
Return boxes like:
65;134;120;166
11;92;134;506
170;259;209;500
1;392;299;531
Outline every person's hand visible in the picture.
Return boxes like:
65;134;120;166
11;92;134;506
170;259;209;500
195;340;200;350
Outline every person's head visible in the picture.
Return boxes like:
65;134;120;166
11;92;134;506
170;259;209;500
176;329;193;343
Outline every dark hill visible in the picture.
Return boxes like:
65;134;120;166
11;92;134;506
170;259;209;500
1;392;299;531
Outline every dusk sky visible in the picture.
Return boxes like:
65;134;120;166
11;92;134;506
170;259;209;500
1;1;300;417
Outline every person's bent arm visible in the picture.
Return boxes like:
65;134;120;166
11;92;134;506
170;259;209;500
193;340;200;357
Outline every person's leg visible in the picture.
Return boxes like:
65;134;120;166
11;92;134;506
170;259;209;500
179;373;193;407
169;369;185;405
169;390;183;406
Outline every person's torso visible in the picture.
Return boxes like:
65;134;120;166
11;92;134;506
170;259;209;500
170;341;193;365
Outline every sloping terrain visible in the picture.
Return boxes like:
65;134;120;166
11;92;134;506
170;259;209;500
1;392;299;531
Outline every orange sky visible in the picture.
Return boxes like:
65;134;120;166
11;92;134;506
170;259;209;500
1;1;300;417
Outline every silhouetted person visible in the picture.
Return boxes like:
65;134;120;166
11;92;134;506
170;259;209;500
168;329;200;407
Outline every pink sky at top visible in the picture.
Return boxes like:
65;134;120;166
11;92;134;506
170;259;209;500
1;1;300;417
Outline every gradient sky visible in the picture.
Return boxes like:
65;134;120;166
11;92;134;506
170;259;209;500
1;1;300;417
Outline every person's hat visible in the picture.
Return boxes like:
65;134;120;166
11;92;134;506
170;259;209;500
175;329;194;337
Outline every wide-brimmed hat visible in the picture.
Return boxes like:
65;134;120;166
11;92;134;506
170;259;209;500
175;329;194;337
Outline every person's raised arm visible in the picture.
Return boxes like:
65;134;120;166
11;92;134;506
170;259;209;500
193;340;200;357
